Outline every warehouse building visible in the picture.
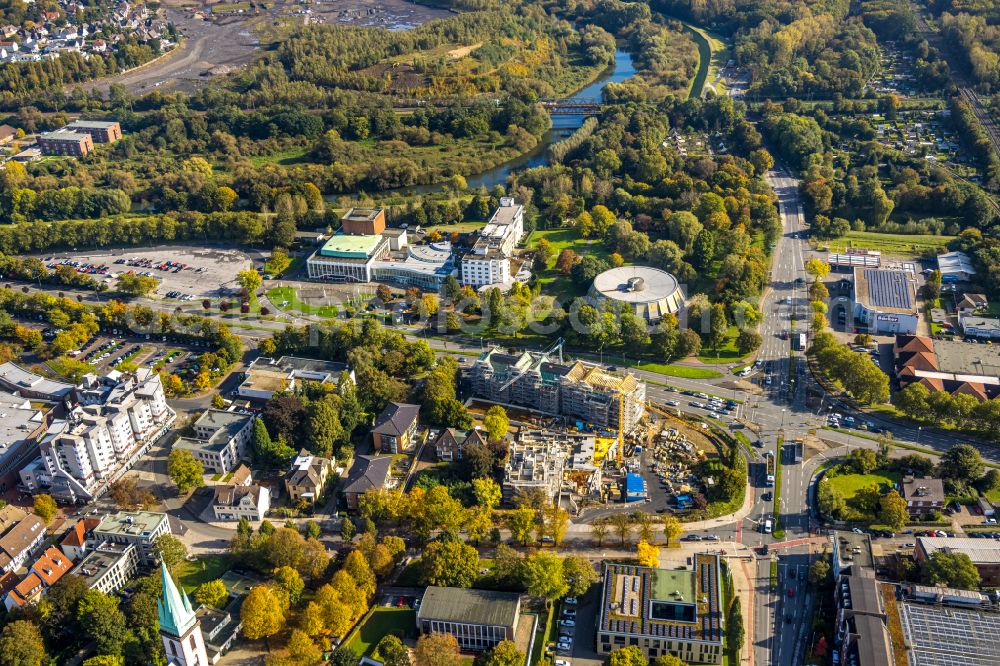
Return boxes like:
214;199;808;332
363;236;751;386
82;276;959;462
416;586;521;651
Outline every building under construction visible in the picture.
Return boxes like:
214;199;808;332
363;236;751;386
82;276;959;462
468;346;646;433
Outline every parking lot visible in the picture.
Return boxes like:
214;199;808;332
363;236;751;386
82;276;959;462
39;246;255;299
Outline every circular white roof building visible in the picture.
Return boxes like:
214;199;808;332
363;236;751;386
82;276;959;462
588;266;683;321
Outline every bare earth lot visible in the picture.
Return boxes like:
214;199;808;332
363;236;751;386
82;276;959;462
44;245;254;298
77;8;261;95
75;0;453;96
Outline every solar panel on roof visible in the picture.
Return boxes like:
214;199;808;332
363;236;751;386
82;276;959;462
865;269;914;309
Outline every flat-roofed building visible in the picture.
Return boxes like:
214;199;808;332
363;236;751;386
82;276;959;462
0;390;48;493
832;530;874;579
0;362;74;401
238;356;353;401
65;120;122;143
173;410;253;474
959;314;1000;340
596;557;725;665
305;233;390;282
340;207;386;236
416;586;521;651
37;129;93;156
896;586;1000;666
853;267;919;335
72;542;139;594
93;510;170;565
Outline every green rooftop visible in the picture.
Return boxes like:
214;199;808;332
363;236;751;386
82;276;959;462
650;569;696;604
318;233;382;258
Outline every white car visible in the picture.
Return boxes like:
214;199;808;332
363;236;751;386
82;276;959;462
556;661;571;666
563;609;577;618
564;597;578;605
666;400;679;406
557;643;572;652
560;620;576;628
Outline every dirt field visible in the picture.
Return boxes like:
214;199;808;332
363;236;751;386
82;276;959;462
75;0;453;96
46;245;254;298
310;0;452;30
76;8;261;95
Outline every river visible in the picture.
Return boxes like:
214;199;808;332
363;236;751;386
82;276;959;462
334;49;637;200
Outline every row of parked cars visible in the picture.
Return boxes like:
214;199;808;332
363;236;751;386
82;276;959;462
45;258;111;275
164;291;196;300
555;597;578;656
114;257;198;274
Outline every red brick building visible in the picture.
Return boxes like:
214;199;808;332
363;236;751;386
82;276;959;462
65;120;122;143
37;130;93;157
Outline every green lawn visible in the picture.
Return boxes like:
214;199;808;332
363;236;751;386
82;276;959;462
344;608;417;658
266;286;339;318
986;488;1000;503
631;361;724;379
528;228;611;302
824;231;955;256
423;221;487;235
174;555;232;594
697;326;747;364
827;470;901;500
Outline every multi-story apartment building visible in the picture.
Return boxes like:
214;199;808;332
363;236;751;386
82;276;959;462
24;369;173;502
72;542;139;594
92;511;170;566
64;120;122;143
596;558;725;665
172;410;254;474
37;129;93;156
460;198;522;288
469;350;646;432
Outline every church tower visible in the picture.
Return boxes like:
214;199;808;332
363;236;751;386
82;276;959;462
157;561;209;666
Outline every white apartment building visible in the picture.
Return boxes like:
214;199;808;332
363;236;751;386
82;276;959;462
461;198;522;288
172;410;254;474
23;369;174;502
92;511;170;565
461;250;512;288
72;542;139;594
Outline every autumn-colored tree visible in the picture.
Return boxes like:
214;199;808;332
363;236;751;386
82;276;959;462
637;540;660;568
414;633;462;666
241;585;286;647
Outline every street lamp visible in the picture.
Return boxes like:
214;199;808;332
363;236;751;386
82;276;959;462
915;426;922;445
780;408;787;429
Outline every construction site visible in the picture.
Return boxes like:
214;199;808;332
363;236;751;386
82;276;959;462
467;341;732;514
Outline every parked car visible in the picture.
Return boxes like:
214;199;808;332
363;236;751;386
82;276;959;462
560;620;576;628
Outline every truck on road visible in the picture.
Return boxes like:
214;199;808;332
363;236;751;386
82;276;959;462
765;451;775;486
